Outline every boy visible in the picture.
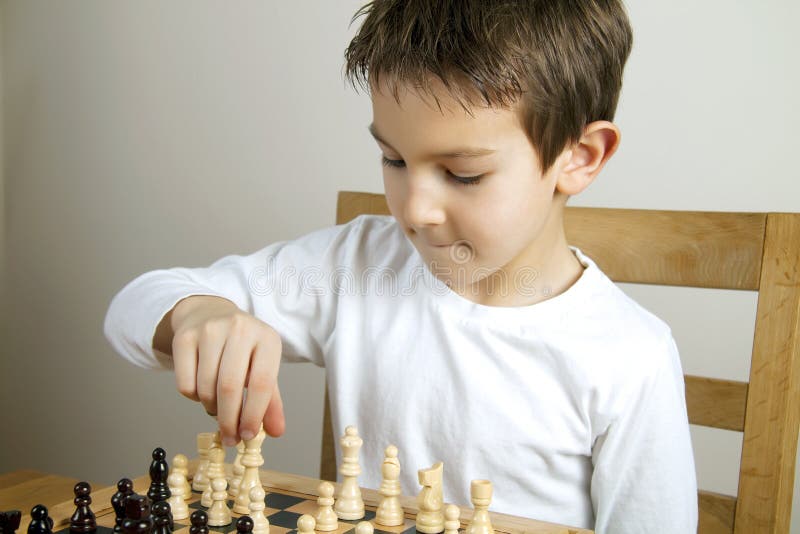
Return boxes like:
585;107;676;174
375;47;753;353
104;1;697;532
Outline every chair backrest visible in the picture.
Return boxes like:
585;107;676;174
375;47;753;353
321;190;800;534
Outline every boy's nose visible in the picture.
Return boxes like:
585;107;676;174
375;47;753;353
402;183;446;229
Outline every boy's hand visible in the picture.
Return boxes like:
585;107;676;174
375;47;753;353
169;295;285;446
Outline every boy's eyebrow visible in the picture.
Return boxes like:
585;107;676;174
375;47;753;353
368;123;495;158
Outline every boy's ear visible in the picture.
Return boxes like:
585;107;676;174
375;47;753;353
555;121;621;196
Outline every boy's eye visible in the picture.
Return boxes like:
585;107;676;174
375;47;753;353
381;156;483;186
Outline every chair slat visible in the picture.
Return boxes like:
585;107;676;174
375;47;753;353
699;490;736;534
337;191;390;225
685;376;747;431
563;208;766;290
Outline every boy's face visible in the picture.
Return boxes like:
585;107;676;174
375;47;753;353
369;78;573;303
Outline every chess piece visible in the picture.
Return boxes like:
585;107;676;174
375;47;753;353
27;505;52;534
151;501;172;534
416;463;444;534
235;516;253;534
334;426;365;520
229;441;246;498
375;445;403;526
247;486;270;534
70;482;97;534
192;433;215;492
314;481;338;531
189;511;209;534
0;511;21;534
167;472;190;520
444;505;460;534
201;447;225;507
355;522;373;534
171;454;192;498
148;448;171;503
233;427;266;514
296;515;315;534
111;479;134;534
122;495;152;534
207;477;232;527
464;480;494;534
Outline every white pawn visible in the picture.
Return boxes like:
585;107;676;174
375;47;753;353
297;515;316;534
233;427;266;514
167;471;190;520
444;505;460;534
355;522;374;534
207;477;232;527
248;485;270;534
202;447;226;507
229;441;246;498
334;426;365;520
375;445;403;526
172;453;192;498
464;480;494;534
314;481;338;531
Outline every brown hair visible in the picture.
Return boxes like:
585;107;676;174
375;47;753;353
344;0;633;174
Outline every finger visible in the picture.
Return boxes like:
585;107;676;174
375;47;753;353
239;341;279;440
263;384;286;438
196;328;226;417
216;335;251;446
172;331;199;401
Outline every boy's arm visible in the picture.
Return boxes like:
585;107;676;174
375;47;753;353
590;335;698;533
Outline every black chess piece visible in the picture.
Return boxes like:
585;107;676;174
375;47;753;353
111;478;134;534
121;495;152;534
151;502;172;534
188;511;208;534
69;482;96;534
0;511;21;534
234;516;253;534
27;505;52;534
147;448;171;504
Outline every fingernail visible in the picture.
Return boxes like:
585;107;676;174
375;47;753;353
222;436;237;447
240;429;254;441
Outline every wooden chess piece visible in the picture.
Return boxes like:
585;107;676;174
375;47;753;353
201;447;225;508
122;495;152;534
233;427;265;514
192;433;215;492
235;516;253;534
334;426;365;520
27;505;52;534
167;472;190;520
70;482;97;534
148;448;171;503
247;486;270;534
314;481;338;532
444;505;460;534
355;522;373;534
416;463;444;534
229;441;246;498
151;501;172;534
207;477;232;527
296;515;315;534
375;445;403;526
0;511;21;534
464;480;494;534
189;511;208;534
171;454;192;499
111;479;134;534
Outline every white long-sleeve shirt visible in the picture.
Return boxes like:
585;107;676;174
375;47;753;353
104;214;697;533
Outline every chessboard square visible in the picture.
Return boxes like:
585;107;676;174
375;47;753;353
208;522;237;534
269;527;292;534
54;527;115;534
339;510;377;524
283;500;317;515
264;492;306;509
266;510;303;529
373;519;416;534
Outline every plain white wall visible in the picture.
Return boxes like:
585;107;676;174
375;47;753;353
1;0;798;530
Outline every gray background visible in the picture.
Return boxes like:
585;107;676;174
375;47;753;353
1;0;798;530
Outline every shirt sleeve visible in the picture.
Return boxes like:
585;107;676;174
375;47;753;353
104;218;365;370
590;334;698;533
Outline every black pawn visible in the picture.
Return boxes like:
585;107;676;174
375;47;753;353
151;502;172;534
189;511;208;534
1;511;21;534
121;495;152;534
69;482;96;534
27;505;52;534
235;516;253;534
147;448;171;503
111;478;134;534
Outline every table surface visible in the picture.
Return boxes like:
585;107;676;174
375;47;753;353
0;468;592;534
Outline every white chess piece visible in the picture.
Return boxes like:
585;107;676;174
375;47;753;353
416;462;444;534
172;453;192;498
375;445;403;526
314;481;339;531
167;471;190;520
355;522;374;534
334;426;365;520
444;504;460;534
233;426;266;514
464;480;494;534
207;477;232;527
229;441;246;498
192;432;215;491
248;485;270;534
202;447;226;508
297;515;316;534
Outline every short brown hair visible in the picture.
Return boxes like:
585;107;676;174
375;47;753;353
344;0;633;174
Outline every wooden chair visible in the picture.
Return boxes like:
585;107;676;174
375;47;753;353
320;190;800;534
